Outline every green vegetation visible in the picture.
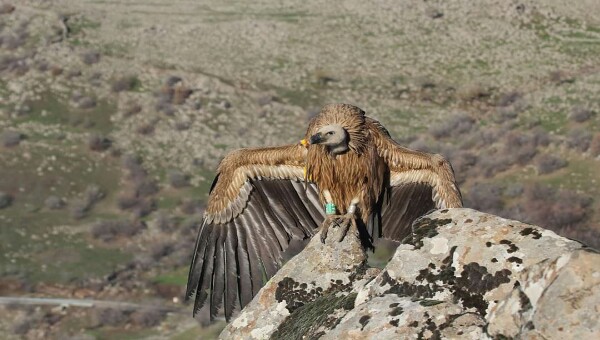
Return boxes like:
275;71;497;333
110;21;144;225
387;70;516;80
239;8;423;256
152;267;189;286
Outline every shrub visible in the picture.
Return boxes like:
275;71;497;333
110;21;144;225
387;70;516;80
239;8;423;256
149;241;174;261
447;151;477;184
130;309;165;327
174;121;190;131
136;122;155;135
464;182;504;214
0;4;16;14
90;219;144;241
66;69;82;79
522;183;591;230
111;75;139;92
50;66;62;76
429;113;475;139
502;131;538;165
569;107;595;123
566;129;592;152
123;103;142;118
1;130;23;147
179;199;204;215
91;308;129;327
135;178;159;197
0;191;13;209
495;91;522;107
535;154;567;175
117;194;140;210
77;96;96;109
132;198;156;218
154;212;178;232
81;50;100;65
88;134;112;151
560;226;600;250
167;169;189;188
71;185;105;219
44;196;65;209
590;133;600;157
12;316;36;335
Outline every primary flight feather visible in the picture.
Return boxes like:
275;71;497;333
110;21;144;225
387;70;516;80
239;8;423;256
186;103;462;320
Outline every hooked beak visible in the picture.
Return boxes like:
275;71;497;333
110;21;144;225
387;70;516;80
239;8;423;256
309;133;323;145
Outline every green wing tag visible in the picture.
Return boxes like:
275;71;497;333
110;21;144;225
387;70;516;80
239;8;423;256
325;203;337;215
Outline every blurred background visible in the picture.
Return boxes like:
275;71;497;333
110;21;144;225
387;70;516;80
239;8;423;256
1;0;599;338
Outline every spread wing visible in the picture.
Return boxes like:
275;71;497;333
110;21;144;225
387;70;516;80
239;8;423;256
368;118;463;241
185;144;324;321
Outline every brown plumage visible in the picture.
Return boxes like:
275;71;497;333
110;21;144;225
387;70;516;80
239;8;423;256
186;103;463;321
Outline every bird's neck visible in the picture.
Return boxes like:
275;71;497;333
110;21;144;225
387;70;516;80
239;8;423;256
327;144;349;156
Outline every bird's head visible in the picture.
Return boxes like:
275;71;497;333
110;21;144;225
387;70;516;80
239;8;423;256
308;124;349;155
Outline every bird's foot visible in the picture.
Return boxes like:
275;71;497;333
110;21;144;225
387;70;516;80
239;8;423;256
320;214;358;243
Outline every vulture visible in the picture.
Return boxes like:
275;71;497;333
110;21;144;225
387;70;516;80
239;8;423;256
186;103;463;320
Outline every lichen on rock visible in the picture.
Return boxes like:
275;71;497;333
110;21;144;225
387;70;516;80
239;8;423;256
221;208;600;339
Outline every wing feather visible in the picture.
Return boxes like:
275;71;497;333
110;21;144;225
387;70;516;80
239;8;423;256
187;144;326;320
367;117;462;241
224;223;238;319
210;225;227;319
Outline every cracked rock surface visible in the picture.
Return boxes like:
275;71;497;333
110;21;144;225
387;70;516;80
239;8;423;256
221;208;600;339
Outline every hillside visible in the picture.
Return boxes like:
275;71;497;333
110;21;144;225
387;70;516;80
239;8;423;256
0;0;599;338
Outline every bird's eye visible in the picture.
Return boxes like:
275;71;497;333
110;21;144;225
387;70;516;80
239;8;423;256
327;131;335;136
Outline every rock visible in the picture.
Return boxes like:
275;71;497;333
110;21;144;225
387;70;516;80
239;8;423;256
487;248;600;339
222;208;600;339
220;220;375;339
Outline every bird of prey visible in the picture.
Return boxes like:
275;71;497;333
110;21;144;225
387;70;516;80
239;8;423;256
186;103;462;320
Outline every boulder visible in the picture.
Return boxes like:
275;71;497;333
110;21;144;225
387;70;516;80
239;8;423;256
221;208;600;339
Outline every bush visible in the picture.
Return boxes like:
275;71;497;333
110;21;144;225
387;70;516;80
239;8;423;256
179;199;204;215
132;198;156;218
130;309;165;327
123;103;142;118
117;194;140;210
569;107;595;123
590;133;600;157
429;113;475;139
71;185;105;219
111;75;139;92
0;191;13;209
88;134;112;151
135;178;159;197
522;184;591;230
167;169;189;188
91;308;129;327
153;212;178;232
464;182;504;214
566;129;592;152
1;130;23;147
447;151;477;184
560;226;600;250
535;154;568;175
136;122;155;135
81;50;100;65
77;96;97;109
0;4;16;14
495;91;522;107
502;131;538;165
149;241;174;261
91;219;144;241
44;195;65;209
12;316;36;335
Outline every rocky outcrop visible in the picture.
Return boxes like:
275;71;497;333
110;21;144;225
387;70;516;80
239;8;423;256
221;208;600;339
